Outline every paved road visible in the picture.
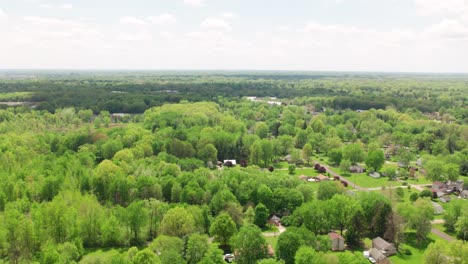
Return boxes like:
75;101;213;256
313;162;367;191
431;219;445;224
431;228;455;242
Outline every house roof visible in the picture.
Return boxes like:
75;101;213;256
372;237;392;250
270;215;280;221
315;174;329;181
328;232;344;240
369;248;387;261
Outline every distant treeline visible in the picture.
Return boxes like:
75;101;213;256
0;74;466;119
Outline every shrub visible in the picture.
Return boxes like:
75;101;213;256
410;192;419;202
314;163;321;170
405;249;412;255
402;182;408;186
419;189;433;198
318;166;326;173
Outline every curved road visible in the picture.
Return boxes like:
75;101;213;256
312;162;456;242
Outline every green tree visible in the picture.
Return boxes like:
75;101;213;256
295;246;319;264
209;213;237;247
443;199;467;232
124;200;149;244
365;150;385;172
343;143;365;165
230;225;268;264
456;210;468;241
132;249;161;264
301;143;314;165
199;243;225;264
423;240;447;264
328;148;343;166
317;181;344;200
160;207;196;238
254;203;270;228
276;231;302;264
186;233;210;264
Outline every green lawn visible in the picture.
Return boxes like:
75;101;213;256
0;92;33;100
379;186;420;204
80;247;130;264
432;223;457;237
389;232;442;264
264;235;279;250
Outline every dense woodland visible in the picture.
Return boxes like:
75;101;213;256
0;72;467;264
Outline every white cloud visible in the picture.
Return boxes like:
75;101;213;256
23;16;86;28
222;12;238;19
414;0;467;16
184;0;204;6
201;18;231;31
117;31;152;41
61;4;73;10
148;14;177;25
0;8;6;19
423;19;468;40
119;16;146;25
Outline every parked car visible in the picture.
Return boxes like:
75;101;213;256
224;253;234;263
369;257;376;263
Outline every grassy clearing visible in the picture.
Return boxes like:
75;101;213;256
264;235;279;250
379;185;420;203
390;232;442;264
0;92;33;101
262;224;279;233
432;223;457;237
80;247;130;264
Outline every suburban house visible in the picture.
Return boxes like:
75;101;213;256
369;248;390;264
269;215;281;226
431;180;465;198
372;237;396;256
223;160;237;166
431;181;448;198
328;232;345;251
349;165;365;173
314;174;330;182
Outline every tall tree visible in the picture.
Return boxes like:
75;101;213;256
160;207;196;238
254;203;270;228
343;143;365;165
365;150;385;172
230;225;268;264
209;213;237;247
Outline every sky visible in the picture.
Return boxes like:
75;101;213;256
1;0;468;72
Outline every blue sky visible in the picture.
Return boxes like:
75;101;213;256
1;0;468;72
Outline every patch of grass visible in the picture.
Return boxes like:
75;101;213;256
390;232;443;264
378;186;421;204
262;224;279;233
432;223;457;237
80;247;130;264
264;235;279;250
0;92;33;101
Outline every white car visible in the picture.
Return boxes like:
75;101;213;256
368;257;376;263
224;254;234;263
